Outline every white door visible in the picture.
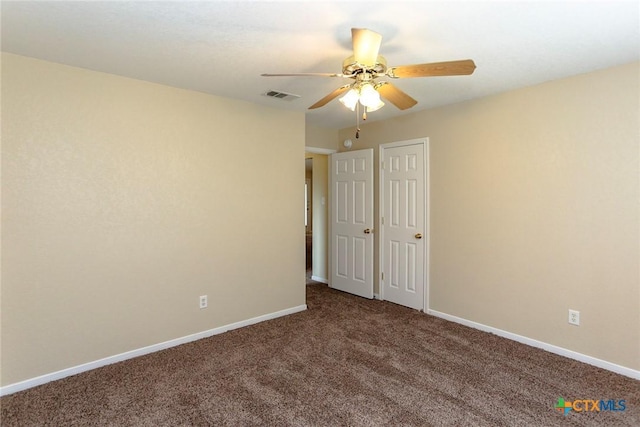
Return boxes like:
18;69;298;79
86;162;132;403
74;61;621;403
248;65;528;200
330;149;374;299
380;140;427;310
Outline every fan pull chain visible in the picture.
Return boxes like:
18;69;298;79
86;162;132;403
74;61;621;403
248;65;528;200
355;103;360;139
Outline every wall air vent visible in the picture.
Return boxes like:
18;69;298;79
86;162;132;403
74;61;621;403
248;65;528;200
263;90;301;101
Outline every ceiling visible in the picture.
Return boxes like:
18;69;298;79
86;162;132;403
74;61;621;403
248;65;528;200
2;1;639;130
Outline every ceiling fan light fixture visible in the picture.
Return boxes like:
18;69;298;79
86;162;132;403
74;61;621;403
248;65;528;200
339;88;359;111
359;83;382;108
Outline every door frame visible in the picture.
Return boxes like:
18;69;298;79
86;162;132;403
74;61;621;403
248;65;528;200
305;147;336;285
378;138;430;311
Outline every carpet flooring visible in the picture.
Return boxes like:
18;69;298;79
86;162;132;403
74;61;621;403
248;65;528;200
2;282;638;426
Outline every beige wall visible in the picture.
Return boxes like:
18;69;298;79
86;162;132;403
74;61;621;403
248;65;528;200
305;124;338;151
1;53;306;385
338;62;640;370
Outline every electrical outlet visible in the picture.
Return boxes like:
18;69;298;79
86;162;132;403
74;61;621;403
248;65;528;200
568;309;580;326
199;295;208;309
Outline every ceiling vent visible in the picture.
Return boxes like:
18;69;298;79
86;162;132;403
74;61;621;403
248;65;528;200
263;90;300;101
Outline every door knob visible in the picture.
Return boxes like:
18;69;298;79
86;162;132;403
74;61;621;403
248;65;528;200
364;228;372;234
415;233;423;239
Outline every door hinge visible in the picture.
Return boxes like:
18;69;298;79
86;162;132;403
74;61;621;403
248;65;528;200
381;217;384;225
381;272;384;281
381;161;384;170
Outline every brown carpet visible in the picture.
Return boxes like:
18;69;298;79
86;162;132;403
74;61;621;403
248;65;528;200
2;283;638;426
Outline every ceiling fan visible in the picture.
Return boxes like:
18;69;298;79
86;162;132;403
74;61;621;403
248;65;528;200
262;28;476;123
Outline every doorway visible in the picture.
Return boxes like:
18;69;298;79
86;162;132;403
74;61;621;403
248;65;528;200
304;150;331;285
305;158;313;283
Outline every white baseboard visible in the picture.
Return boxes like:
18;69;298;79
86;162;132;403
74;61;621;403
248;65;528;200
427;309;640;380
0;304;307;397
311;275;328;284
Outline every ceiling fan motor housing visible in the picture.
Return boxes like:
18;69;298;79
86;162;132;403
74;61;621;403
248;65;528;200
342;55;387;78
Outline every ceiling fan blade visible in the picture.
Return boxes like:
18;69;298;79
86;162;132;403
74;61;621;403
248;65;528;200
261;73;344;77
388;59;476;78
352;28;382;67
308;85;352;109
375;82;418;110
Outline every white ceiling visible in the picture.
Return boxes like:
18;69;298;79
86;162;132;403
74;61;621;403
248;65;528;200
2;1;639;130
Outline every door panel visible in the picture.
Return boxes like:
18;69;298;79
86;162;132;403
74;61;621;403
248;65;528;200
381;142;426;310
353;236;366;281
330;149;374;299
354;180;367;224
336;235;348;278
